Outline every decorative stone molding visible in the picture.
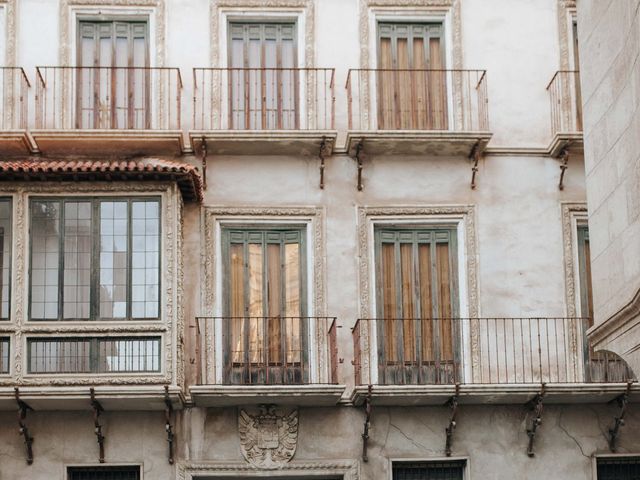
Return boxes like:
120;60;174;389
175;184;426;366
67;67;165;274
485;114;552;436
238;406;299;469
0;182;181;387
177;460;359;480
0;0;17;66
59;0;166;66
561;202;587;319
356;205;479;383
557;0;577;71
359;0;462;70
209;0;315;68
201;206;328;383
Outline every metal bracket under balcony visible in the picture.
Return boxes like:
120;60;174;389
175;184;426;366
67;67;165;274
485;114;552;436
31;66;185;156
0;386;184;411
189;384;346;407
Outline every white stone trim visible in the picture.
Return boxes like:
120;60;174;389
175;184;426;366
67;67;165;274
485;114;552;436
201;206;328;384
557;0;577;71
177;461;359;480
0;182;182;387
356;205;479;384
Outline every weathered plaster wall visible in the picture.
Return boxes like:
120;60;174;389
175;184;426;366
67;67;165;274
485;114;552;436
578;0;640;372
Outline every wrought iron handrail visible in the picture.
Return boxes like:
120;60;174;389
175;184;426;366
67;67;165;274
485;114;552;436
195;316;339;386
192;67;336;131
547;70;582;135
352;317;635;386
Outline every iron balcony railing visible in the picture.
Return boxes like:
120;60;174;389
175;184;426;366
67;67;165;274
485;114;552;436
0;67;30;130
192;67;336;131
547;70;583;135
26;336;162;374
195;316;338;386
352;318;635;386
346;69;489;132
35;66;182;130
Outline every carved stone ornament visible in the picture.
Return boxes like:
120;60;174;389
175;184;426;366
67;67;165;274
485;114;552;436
238;406;299;469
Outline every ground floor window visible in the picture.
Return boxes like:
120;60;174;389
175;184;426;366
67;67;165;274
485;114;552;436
393;460;466;480
597;457;640;479
68;466;140;480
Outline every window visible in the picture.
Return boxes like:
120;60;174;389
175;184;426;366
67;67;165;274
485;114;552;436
577;225;593;321
377;23;447;130
77;21;149;129
28;336;160;374
393;460;466;480
375;228;459;385
597;457;640;479
68;466;141;480
223;228;307;384
228;22;298;129
0;337;8;374
0;198;11;319
572;20;582;130
29;198;160;321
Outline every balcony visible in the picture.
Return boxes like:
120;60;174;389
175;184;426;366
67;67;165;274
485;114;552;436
351;318;637;406
191;67;337;156
0;67;34;155
345;69;491;157
547;70;583;157
32;66;184;156
0;335;183;410
191;316;345;406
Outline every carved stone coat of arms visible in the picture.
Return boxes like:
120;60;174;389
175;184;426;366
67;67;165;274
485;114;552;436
238;406;299;469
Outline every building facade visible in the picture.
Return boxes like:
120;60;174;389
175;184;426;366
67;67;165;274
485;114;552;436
0;1;638;479
578;0;640;376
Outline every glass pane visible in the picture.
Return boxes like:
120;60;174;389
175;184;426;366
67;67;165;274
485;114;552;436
131;200;159;319
230;243;245;363
99;201;129;319
30;200;61;319
284;243;300;363
0;337;8;373
248;242;264;363
0;199;11;319
63;201;92;319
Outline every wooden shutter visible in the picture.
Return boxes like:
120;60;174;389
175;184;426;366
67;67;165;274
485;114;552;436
228;23;298;130
375;228;458;384
224;229;306;384
77;21;149;129
377;23;447;130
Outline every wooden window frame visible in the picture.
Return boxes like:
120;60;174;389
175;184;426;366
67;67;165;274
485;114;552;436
374;225;460;385
28;196;161;322
75;19;151;130
221;225;308;384
227;21;299;130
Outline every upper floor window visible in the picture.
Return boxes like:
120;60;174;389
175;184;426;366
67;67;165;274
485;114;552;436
223;227;306;384
393;460;466;480
228;22;298;129
77;21;149;129
0;198;11;319
29;198;160;321
375;227;459;385
377;23;446;130
597;457;640;480
577;224;593;321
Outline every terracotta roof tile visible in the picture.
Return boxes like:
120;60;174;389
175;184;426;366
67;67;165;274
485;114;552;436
0;158;203;202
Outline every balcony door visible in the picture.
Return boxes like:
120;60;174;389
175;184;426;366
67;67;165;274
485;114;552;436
228;22;298;130
223;229;307;385
375;228;459;385
77;21;149;129
377;23;447;130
